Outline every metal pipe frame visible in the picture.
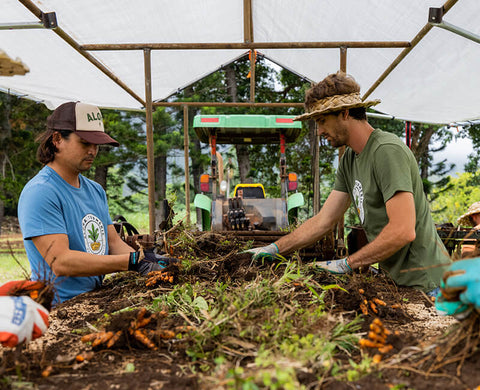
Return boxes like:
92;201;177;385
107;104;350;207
80;41;411;51
183;105;191;224
0;22;45;30
15;0;463;232
363;0;459;100
144;49;156;235
18;0;145;106
431;20;480;45
153;101;303;108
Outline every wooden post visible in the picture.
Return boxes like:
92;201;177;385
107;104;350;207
312;122;321;215
144;48;156;235
250;50;256;103
183;105;191;224
337;46;348;255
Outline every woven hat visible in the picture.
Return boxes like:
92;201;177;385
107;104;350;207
47;102;119;146
294;92;381;121
457;201;480;226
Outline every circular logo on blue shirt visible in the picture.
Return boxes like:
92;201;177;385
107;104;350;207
82;214;106;255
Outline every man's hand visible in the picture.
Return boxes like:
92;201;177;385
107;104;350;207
244;243;279;261
0;296;49;347
128;249;179;276
312;258;352;274
0;280;45;298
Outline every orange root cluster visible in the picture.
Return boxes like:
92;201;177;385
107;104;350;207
146;270;174;286
80;307;192;351
358;289;388;316
359;318;397;363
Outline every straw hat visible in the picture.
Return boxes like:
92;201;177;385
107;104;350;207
294;92;381;121
457;201;480;226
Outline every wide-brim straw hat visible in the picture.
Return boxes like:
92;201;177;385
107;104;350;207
457;201;480;226
294;92;381;121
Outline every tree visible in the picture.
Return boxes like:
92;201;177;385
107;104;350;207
430;171;480;224
0;93;49;231
462;123;480;184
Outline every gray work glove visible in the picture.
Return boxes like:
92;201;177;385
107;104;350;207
312;258;352;274
244;243;280;261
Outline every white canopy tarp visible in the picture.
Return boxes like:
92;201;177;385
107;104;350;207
1;0;479;124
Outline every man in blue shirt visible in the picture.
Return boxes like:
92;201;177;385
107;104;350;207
18;102;166;305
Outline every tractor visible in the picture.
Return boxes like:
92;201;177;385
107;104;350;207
193;114;304;233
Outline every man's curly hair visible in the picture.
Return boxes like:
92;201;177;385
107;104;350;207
304;72;366;120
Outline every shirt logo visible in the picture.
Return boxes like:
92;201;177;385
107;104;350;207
353;180;365;224
82;214;106;255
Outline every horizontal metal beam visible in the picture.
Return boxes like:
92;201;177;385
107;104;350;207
81;41;411;51
153;101;304;108
0;22;44;30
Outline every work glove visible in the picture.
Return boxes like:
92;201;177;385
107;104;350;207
444;258;480;309
434;258;480;320
435;291;472;320
128;248;179;276
244;243;280;261
312;258;352;274
0;280;45;298
0;296;49;348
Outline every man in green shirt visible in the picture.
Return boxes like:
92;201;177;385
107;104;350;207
247;72;450;294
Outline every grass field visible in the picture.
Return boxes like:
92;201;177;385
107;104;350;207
0;250;30;283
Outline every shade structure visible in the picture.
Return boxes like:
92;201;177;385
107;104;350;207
0;0;479;124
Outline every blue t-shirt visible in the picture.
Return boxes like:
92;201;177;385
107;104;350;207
18;166;113;305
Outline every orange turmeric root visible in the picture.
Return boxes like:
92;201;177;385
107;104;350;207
133;329;157;350
92;331;114;347
106;330;123;348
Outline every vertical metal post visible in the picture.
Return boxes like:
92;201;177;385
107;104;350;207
250;49;256;103
337;46;348;255
183;105;191;224
144;49;156;235
243;0;253;43
313;122;321;215
340;46;347;74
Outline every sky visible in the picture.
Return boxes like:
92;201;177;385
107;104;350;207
432;131;473;177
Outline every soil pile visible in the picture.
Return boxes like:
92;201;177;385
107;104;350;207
1;230;478;390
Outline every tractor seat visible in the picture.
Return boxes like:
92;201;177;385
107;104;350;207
233;183;265;199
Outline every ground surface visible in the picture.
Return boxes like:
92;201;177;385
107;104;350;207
1;220;479;390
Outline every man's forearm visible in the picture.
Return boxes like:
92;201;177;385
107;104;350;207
275;190;351;255
51;250;130;277
347;223;413;270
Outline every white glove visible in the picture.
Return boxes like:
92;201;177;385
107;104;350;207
244;243;280;260
0;296;49;347
313;258;352;274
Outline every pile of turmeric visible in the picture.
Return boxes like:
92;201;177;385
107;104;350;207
359;318;398;363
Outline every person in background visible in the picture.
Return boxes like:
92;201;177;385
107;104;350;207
17;102;171;305
456;201;480;257
246;71;450;296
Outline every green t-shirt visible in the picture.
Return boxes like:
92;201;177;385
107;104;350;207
334;129;450;292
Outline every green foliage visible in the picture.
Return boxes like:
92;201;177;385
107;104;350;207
148;258;367;388
430;171;480;224
0;93;49;214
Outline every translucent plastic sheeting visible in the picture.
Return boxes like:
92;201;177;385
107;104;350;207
1;0;479;124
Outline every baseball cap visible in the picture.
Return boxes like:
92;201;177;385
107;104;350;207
47;102;119;146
